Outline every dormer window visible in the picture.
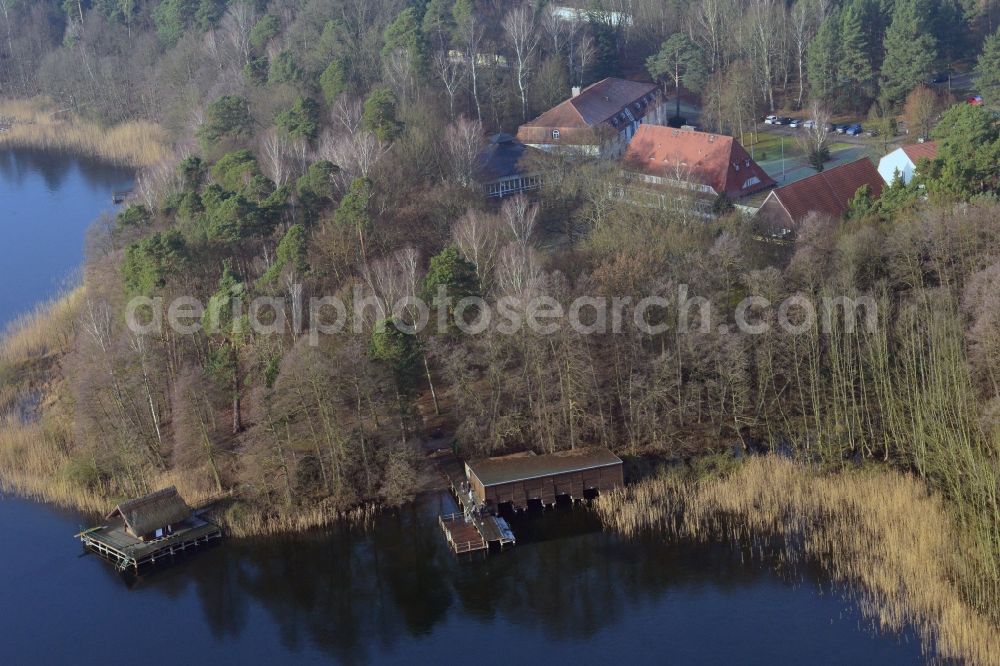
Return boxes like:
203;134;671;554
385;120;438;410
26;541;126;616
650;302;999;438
745;159;751;167
552;129;560;140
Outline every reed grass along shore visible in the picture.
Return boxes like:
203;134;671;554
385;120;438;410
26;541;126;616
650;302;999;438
0;98;168;167
596;457;1000;665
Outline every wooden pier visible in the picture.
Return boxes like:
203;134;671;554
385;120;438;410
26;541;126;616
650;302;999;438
439;513;487;554
438;453;516;555
76;486;222;571
78;516;222;571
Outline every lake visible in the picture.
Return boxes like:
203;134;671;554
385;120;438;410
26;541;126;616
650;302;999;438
0;150;929;664
0;148;133;326
0;491;929;665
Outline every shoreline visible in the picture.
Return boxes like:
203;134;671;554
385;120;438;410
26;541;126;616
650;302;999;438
0;97;168;168
0;292;445;539
595;456;1000;666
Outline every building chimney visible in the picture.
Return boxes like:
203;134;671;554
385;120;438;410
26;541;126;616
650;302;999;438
571;86;581;97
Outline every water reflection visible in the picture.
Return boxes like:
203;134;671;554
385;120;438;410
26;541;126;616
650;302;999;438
0;148;133;325
111;492;922;665
0;148;132;193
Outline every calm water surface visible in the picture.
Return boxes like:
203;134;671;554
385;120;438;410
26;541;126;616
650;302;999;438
0;151;929;664
0;148;133;326
0;492;928;665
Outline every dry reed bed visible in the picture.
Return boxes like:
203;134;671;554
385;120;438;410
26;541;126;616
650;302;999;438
221;501;381;538
596;457;1000;665
0;98;167;168
1;287;83;363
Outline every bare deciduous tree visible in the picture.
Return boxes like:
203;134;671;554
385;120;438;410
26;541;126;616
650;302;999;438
789;0;817;109
220;2;257;67
500;194;538;249
503;5;540;121
452;208;503;289
433;49;466;118
320;130;388;186
261;129;292;187
443;115;483;186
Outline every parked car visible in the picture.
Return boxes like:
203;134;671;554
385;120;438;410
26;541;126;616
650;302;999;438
788;119;802;128
802;119;817;129
845;124;863;136
930;72;950;84
764;115;780;125
968;95;983;106
835;124;847;134
779;117;794;125
865;128;880;137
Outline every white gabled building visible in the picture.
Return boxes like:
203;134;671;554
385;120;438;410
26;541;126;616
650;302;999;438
878;142;938;185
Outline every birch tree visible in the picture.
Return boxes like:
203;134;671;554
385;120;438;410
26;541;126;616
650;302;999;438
503;5;540;121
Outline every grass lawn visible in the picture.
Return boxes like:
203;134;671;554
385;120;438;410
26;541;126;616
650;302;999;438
741;131;806;162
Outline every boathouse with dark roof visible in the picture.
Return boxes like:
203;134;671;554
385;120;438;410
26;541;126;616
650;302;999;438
464;447;623;510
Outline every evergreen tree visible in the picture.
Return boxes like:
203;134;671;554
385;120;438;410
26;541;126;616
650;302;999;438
198;96;254;148
335;177;374;260
362;87;402;141
249;14;280;49
320;59;348;105
122;231;187;296
268;51;301;86
259;224;309;287
646;34;707;122
880;0;938;107
976;28;1000;109
421;0;454;52
382;8;428;77
423;246;479;329
201;263;250;434
370;319;421;394
276;97;320;140
295;160;338;221
923;104;1000;200
839;1;874;106
806;15;840;106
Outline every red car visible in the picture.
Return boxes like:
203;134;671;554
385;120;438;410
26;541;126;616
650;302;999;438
967;95;983;106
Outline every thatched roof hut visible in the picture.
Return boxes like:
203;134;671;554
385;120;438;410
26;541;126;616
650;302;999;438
106;487;192;540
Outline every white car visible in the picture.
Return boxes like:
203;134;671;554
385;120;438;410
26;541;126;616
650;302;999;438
802;120;816;129
788;119;802;128
764;115;779;125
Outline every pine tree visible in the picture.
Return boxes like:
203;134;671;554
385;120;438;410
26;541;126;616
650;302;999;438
976;28;1000;109
839;0;874;106
806;15;840;106
880;0;937;107
382;8;428;77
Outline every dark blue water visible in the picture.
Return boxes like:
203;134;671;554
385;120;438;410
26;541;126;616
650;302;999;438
0;149;133;326
0;150;929;664
0;492;927;665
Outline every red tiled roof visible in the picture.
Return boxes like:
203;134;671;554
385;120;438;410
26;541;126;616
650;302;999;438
621;125;776;197
516;77;657;145
765;158;884;223
900;141;938;162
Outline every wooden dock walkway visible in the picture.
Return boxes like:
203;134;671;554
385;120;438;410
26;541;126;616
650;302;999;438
436;453;515;554
78;516;222;571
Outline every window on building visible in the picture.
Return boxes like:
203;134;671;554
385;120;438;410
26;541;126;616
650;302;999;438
552;129;560;140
